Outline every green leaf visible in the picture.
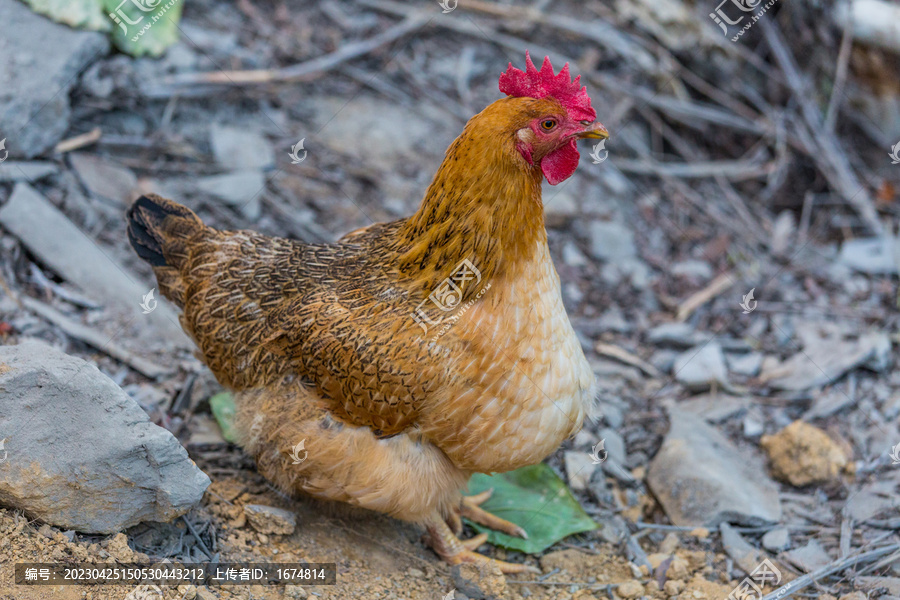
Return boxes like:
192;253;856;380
22;0;112;31
22;0;183;56
103;0;184;57
209;391;238;443
465;464;598;554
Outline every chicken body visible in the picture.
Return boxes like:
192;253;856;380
128;82;605;571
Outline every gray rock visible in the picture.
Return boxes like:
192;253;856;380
785;539;832;573
679;393;750;423
838;236;899;275
69;152;138;206
727;352;763;377
196;170;265;220
243;504;297;535
762;527;791;552
561;241;589;267
451;560;507;600
209;125;274;170
763;332;891;391
598;427;626;464
802;390;856;420
647;322;704;348
0;0;108;157
0;161;59;182
563;451;598;492
0;340;210;533
601;257;652;289
742;410;765;438
673;342;729;391
650;349;678;374
720;523;769;575
647;409;782;527
588;220;636;261
670;259;713;280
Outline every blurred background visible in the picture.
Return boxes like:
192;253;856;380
1;0;899;599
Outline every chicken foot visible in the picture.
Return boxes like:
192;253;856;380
424;488;537;574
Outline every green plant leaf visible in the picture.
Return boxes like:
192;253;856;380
22;0;111;31
465;464;598;554
103;0;184;57
209;391;237;443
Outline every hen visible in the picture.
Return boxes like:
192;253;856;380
127;52;607;572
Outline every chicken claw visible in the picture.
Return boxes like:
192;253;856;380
424;516;538;574
459;488;529;539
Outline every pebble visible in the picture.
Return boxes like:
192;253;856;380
615;580;644;598
243;505;297;535
762;527;791;552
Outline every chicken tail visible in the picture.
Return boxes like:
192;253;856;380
127;194;203;269
127;194;207;307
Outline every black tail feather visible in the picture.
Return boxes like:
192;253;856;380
126;194;196;268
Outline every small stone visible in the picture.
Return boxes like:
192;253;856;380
257;533;268;545
588;220;636;261
666;556;689;581
726;352;763;377
616;580;643;599
243;505;297;535
177;584;197;600
838;594;867;600
673;342;729;392
195;588;218;600
104;533;134;562
659;532;679;555
664;580;685;596
671;260;713;280
648;322;704;348
690;528;710;539
196;170;265;220
760;421;849;486
209;124;274;170
761;527;790;552
742;410;765;438
284;584;308;599
564;451;597;492
451;560;507;600
407;568;425;578
38;524;55;539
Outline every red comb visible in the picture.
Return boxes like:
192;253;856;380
498;51;596;122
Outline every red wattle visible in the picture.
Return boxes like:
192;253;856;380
540;139;580;185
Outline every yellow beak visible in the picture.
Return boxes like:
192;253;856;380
578;122;610;139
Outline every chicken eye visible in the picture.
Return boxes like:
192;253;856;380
540;119;557;131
